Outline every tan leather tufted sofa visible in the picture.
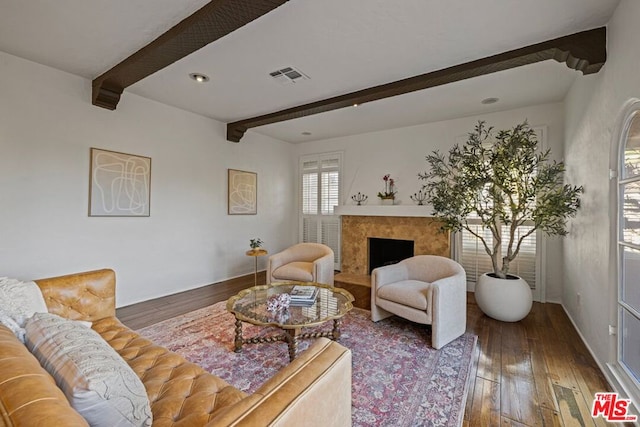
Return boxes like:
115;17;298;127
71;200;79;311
0;269;352;426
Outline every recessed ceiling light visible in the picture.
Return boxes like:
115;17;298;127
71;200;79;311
301;131;312;136
481;97;499;105
353;103;359;107
189;73;210;83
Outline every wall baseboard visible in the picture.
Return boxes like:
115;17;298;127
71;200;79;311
560;304;623;400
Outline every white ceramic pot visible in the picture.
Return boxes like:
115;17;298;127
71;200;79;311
475;273;532;322
380;198;394;205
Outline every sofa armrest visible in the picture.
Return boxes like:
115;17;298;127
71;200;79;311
0;325;89;426
207;338;352;427
35;269;116;322
430;272;467;349
313;253;335;286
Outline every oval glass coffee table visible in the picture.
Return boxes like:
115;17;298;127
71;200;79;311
226;282;354;362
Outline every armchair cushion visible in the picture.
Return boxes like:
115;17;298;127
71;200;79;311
273;262;314;282
377;279;432;311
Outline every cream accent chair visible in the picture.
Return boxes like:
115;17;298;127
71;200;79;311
267;243;335;286
371;255;467;349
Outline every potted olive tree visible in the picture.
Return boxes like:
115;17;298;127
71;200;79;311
419;121;583;321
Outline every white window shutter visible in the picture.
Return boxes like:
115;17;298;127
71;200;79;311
299;152;343;269
302;173;318;215
321;171;340;215
302;216;319;243
321;216;341;267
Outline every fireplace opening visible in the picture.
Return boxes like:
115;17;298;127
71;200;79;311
368;238;414;274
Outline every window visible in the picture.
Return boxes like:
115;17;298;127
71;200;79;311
300;152;342;269
615;107;640;405
455;127;544;300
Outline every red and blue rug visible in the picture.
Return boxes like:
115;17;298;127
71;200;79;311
138;302;476;426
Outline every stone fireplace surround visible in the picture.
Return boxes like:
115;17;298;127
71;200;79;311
333;206;450;309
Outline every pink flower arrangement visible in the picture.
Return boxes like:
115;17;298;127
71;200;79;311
377;174;397;199
266;293;291;312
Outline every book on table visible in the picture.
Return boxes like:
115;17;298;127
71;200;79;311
289;285;318;306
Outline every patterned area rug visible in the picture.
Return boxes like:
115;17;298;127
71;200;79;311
138;302;476;427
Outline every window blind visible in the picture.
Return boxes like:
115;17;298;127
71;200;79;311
458;223;537;291
300;152;342;268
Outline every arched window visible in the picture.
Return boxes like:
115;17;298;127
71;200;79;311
616;104;640;405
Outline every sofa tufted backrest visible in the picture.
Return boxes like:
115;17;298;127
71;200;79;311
35;269;116;322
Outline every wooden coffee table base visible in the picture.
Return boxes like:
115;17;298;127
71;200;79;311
233;318;343;362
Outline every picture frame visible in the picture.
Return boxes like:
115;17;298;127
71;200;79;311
228;169;257;215
89;148;151;217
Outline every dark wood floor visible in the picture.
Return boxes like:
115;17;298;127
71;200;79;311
117;273;619;427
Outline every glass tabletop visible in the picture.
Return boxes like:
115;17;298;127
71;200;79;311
226;282;354;329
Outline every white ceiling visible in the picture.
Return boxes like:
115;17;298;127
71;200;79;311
0;0;620;143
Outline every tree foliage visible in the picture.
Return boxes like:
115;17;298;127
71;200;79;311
418;121;583;279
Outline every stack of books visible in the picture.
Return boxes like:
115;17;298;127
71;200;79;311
289;285;319;306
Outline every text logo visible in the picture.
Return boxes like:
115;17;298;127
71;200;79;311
591;392;637;422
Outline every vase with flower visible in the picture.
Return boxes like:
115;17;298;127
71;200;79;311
377;174;396;205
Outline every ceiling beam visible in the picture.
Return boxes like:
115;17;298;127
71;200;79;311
227;27;606;142
92;0;289;110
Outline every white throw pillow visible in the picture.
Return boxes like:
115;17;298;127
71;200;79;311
0;307;25;341
25;312;152;427
0;277;48;341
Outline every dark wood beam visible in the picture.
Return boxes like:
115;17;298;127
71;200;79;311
227;27;606;142
92;0;289;110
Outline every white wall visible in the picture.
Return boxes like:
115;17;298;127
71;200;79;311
0;51;296;307
563;0;640;376
294;103;567;302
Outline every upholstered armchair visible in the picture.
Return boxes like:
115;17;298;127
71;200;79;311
371;255;467;349
267;243;335;286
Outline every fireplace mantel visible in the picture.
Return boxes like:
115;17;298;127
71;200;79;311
334;204;433;217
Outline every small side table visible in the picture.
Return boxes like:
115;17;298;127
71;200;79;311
246;248;268;286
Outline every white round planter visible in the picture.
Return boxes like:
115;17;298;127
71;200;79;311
475;273;532;322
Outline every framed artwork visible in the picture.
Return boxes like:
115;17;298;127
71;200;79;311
89;148;151;217
228;169;257;215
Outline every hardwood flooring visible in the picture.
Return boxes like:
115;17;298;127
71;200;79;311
116;273;620;426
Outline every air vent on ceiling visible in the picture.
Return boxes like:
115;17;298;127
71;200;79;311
269;66;309;84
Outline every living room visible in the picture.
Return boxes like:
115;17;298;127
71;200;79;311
1;0;639;425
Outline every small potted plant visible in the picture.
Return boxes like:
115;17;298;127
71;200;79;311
249;238;263;252
377;174;397;205
419;121;583;321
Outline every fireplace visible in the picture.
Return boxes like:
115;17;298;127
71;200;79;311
339;215;450;275
368;238;414;273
